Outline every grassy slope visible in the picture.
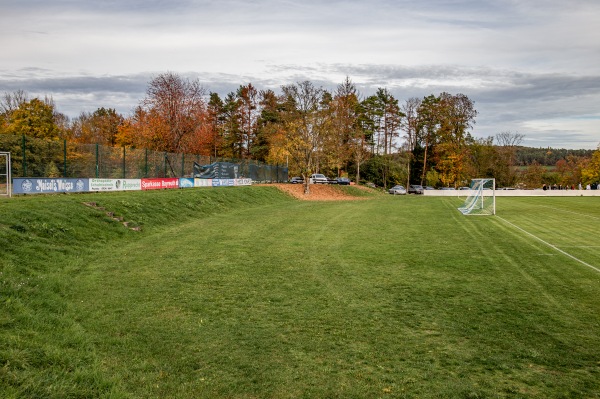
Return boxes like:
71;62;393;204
1;189;600;398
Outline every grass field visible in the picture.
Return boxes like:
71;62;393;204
1;187;600;398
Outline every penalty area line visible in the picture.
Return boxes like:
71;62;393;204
497;216;600;274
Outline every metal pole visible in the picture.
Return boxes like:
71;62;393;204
7;152;11;197
22;135;26;177
95;143;99;178
181;153;185;177
63;139;67;177
145;148;148;178
122;146;126;179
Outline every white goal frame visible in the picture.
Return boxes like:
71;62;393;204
0;152;11;198
458;178;495;216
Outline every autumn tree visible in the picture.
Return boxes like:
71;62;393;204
281;81;330;194
236;83;260;159
434;93;477;187
219;92;243;158
494;131;524;186
581;146;600;185
362;89;403;156
520;161;545;188
415;94;441;185
2;97;64;139
256;89;285;164
328;77;361;178
70;107;124;145
400;97;421;188
206;92;226;158
0;90;29;118
467;137;497;179
139;72;207;153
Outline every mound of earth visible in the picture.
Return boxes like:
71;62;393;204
268;183;369;201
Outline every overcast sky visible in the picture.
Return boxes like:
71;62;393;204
1;0;599;149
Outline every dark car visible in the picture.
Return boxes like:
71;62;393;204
289;177;304;184
336;177;351;185
408;184;424;194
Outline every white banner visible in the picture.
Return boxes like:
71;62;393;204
89;179;141;191
194;178;213;187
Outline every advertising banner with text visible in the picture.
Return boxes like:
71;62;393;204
235;178;252;186
194;178;213;187
141;178;179;190
13;178;89;194
212;179;235;187
90;179;141;191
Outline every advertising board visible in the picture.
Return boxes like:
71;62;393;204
212;179;236;187
13;178;89;194
235;178;252;186
141;178;179;190
90;179;141;191
179;178;194;188
194;178;213;187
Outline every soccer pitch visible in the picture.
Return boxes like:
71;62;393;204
1;189;599;398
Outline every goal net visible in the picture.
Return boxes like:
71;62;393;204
0;152;10;198
458;178;495;215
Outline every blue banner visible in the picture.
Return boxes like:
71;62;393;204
13;178;89;194
179;178;194;188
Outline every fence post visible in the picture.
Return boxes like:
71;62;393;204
163;152;166;177
122;146;126;179
181;153;185;177
63;139;67;177
21;135;26;177
95;144;99;178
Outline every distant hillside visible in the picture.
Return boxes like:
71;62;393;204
516;147;594;166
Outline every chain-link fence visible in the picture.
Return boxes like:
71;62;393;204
0;134;287;182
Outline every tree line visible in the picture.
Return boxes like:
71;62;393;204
1;73;598;191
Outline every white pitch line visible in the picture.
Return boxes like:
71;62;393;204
497;216;600;274
560;246;600;249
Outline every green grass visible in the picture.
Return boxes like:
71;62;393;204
1;188;600;398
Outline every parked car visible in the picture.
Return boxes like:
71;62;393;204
336;177;351;185
389;185;407;195
327;177;338;184
440;187;456;190
309;173;328;184
408;184;424;194
458;186;471;190
289;177;304;184
424;186;435;190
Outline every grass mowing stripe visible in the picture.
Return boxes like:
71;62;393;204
497;215;600;274
536;205;600;220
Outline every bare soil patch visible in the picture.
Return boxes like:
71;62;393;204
265;183;369;201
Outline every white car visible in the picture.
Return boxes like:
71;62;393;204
309;174;328;184
389;185;407;195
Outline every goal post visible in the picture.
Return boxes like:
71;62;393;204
458;178;495;216
0;152;11;198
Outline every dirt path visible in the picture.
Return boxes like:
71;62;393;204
265;183;370;201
